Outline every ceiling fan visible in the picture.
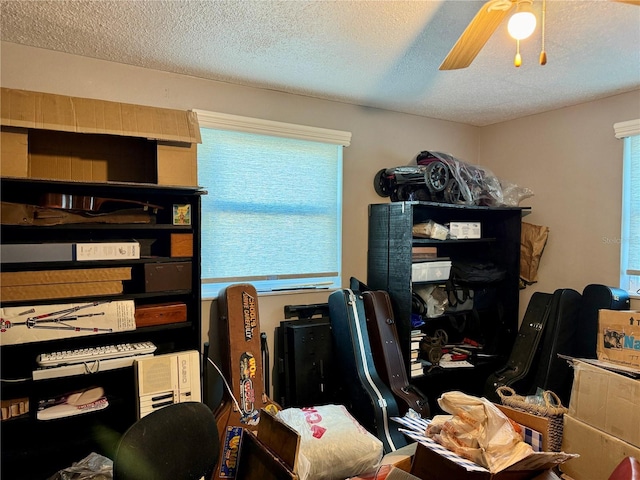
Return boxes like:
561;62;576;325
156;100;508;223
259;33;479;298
439;0;640;71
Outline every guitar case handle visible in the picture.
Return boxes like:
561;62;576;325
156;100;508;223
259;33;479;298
261;332;270;397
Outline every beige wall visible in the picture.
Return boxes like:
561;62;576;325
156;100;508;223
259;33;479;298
478;92;640;317
2;42;638;391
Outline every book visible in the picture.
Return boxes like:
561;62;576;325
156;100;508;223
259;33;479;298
1;396;29;421
75;242;140;261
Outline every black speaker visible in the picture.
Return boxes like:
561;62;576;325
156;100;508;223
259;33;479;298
275;303;337;408
576;284;630;359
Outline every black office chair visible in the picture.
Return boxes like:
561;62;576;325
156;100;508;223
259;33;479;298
113;402;219;480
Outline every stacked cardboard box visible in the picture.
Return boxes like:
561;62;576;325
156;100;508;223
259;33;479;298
560;359;640;480
596;309;640;370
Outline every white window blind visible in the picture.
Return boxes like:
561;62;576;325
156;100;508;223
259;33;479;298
615;119;640;295
195;110;350;296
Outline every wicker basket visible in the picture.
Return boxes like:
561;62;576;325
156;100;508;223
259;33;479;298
496;386;568;452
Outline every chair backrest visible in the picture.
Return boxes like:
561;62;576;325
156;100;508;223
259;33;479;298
609;457;640;480
113;401;219;480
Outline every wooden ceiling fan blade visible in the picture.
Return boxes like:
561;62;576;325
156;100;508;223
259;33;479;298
610;0;640;5
439;0;515;70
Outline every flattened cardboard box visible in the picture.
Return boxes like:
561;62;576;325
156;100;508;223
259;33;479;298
0;87;200;142
0;87;201;186
568;359;640;448
597;309;640;368
0;267;132;286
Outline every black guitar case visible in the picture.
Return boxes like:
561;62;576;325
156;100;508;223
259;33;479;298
527;288;582;405
328;288;407;453
362;289;431;418
575;284;630;359
484;292;553;402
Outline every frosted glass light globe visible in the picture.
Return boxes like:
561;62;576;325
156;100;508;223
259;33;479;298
508;9;536;40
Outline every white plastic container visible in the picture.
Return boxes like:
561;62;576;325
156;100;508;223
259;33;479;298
411;259;452;282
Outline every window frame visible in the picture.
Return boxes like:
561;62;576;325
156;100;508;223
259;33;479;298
615;118;640;298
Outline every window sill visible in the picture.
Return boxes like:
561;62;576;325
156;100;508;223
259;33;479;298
201;284;337;301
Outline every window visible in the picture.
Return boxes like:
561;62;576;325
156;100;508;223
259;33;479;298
615;119;640;296
195;110;351;297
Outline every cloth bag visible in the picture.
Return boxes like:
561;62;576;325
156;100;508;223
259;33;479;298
276;404;383;480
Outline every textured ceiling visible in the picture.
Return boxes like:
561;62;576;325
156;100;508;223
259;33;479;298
1;0;639;126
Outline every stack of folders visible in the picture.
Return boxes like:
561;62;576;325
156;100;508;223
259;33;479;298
410;330;426;378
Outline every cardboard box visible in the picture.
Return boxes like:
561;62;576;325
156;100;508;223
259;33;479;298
449;221;482;239
144;261;192;292
0;242;140;263
495;404;551;452
1;280;123;302
381;442;417;472
410;441;573;480
1;243;75;263
0;267;132;286
395;414;575;480
135;302;188;327
170;233;194;257
1;88;201;186
568;359;640;448
597;309;640;368
348;465;421;479
560;414;640;480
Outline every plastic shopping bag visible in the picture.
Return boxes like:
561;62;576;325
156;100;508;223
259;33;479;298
426;391;533;472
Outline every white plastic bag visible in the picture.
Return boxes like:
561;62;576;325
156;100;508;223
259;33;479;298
426;391;533;472
276;404;383;480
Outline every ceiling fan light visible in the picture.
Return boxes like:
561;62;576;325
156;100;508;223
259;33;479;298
508;4;537;40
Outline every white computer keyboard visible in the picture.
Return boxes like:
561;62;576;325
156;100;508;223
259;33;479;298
37;341;157;367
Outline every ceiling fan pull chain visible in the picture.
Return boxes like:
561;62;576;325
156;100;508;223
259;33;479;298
539;0;547;65
514;39;523;67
